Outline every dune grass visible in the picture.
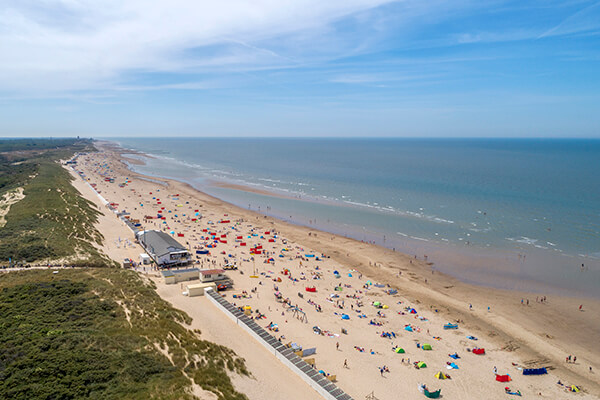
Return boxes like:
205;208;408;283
0;268;248;400
0;139;113;265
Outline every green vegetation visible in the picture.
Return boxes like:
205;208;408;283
0;138;89;154
0;138;112;265
0;268;248;400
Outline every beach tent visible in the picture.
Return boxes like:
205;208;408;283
417;361;427;368
341;314;350;320
472;348;485;355
434;372;448;380
444;323;458;330
570;385;580;393
395;347;405;353
410;308;418;314
422;344;432;350
448;362;459;369
496;374;511;382
423;388;440;398
405;326;414;332
373;301;381;308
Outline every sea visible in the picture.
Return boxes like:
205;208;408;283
113;138;600;298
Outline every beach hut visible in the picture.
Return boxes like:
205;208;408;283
139;253;151;265
186;282;216;297
422;343;432;350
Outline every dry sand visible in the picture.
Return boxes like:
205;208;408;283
64;143;600;400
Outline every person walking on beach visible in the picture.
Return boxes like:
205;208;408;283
336;341;340;351
574;356;577;363
343;359;348;368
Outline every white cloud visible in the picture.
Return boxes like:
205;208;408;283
537;1;600;39
0;0;397;94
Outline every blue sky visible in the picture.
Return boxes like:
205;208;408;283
1;0;599;137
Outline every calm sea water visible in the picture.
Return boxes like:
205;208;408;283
113;138;600;297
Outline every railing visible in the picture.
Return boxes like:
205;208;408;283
205;288;353;400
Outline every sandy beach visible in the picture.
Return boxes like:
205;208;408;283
65;142;600;400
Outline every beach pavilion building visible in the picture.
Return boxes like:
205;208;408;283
136;230;190;267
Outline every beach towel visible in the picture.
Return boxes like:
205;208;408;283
449;353;460;359
522;367;547;375
496;374;511;382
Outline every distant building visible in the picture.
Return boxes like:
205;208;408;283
136;230;190;267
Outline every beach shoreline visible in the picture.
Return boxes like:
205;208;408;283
70;141;600;399
116;140;600;300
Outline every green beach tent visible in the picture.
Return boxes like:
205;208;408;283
424;388;441;398
422;343;432;350
417;361;427;368
395;347;405;353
